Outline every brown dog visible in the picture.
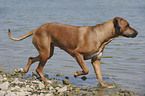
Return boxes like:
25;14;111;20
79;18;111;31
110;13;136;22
8;17;138;87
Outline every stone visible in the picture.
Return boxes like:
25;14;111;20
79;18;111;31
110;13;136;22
56;73;64;76
45;93;53;96
0;90;6;95
57;86;67;92
3;77;7;81
32;72;38;77
115;91;120;95
0;69;138;96
39;82;45;89
0;81;9;90
65;76;69;79
120;93;125;96
0;69;5;75
32;80;40;84
0;75;2;78
44;73;49;78
124;93;129;96
33;76;37;80
15;68;23;73
81;76;87;81
49;85;54;91
12;78;20;84
62;79;72;85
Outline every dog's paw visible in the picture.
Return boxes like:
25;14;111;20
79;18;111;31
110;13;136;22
98;83;115;89
42;79;52;86
74;71;79;78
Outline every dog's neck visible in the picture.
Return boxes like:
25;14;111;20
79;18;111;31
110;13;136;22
86;19;116;59
94;19;115;44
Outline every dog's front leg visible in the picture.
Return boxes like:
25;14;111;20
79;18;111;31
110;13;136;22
91;52;114;88
71;51;89;77
91;58;105;87
91;52;106;87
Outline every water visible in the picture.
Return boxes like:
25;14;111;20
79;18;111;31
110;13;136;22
0;0;145;95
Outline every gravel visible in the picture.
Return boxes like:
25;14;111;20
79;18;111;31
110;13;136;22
0;68;136;96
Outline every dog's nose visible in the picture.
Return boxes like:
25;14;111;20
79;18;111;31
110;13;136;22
131;30;138;38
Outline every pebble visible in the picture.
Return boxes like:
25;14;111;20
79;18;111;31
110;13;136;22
56;73;64;76
0;81;9;90
57;86;67;92
32;72;38;77
0;91;6;95
62;79;72;85
0;69;5;75
65;76;69;79
39;82;45;89
81;76;87;81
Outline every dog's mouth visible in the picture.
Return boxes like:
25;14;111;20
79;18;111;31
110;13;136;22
123;31;138;38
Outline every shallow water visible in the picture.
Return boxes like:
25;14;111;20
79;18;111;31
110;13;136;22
0;0;145;95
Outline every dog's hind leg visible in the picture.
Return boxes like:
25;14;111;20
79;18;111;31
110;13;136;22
36;43;54;84
22;55;40;74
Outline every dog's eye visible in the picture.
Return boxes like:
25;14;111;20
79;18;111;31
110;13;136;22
126;24;129;27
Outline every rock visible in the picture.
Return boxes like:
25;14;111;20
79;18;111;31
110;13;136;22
15;68;23;73
81;76;87;81
57;86;67;92
0;69;138;96
124;93;129;96
33;76;37;80
0;90;6;95
14;85;20;89
45;93;53;96
44;73;49;78
115;91;120;95
120;93;125;96
81;87;88;91
39;82;45;89
12;78;20;84
125;89;136;95
62;79;72;85
49;85;54;91
32;72;38;77
0;69;5;75
32;80;40;84
39;93;43;96
3;74;6;77
65;76;69;79
56;73;64;76
3;77;7;81
0;75;2;78
17;90;29;96
0;81;9;90
109;93;118;96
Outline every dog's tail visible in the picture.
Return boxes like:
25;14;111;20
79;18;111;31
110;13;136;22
8;29;35;41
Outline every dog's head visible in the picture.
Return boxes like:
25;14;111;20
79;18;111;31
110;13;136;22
113;17;138;38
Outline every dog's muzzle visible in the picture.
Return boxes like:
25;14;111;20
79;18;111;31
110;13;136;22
131;30;138;38
123;28;138;38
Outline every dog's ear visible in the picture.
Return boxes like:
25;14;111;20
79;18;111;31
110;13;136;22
113;17;121;34
113;17;121;28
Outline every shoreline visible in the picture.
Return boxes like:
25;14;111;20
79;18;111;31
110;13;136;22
0;68;136;96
